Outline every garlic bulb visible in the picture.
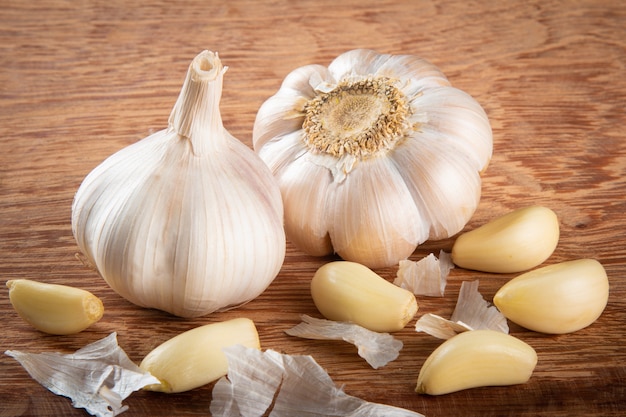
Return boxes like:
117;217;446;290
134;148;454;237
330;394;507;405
72;51;286;318
253;49;492;268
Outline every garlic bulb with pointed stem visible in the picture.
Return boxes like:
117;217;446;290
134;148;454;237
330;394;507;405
253;49;492;268
72;51;286;318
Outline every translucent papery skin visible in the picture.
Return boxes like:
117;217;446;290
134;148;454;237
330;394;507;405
73;51;286;318
253;49;492;269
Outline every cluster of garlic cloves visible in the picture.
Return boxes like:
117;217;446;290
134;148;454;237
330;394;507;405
253;49;493;268
72;51;286;318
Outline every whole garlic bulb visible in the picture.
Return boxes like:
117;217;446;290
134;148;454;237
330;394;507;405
72;51;286;318
253;49;492;268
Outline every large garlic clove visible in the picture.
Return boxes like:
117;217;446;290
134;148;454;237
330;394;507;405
139;318;260;393
451;205;560;273
72;51;286;318
416;330;537;395
493;259;609;334
310;261;418;332
254;49;492;269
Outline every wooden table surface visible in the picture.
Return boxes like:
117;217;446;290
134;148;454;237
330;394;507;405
1;0;625;416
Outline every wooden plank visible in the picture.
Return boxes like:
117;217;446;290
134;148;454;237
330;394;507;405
1;0;625;415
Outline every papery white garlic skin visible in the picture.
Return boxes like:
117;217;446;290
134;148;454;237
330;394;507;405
71;51;286;318
493;259;609;334
253;49;492;269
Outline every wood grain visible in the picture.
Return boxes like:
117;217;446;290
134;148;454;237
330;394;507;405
1;0;625;416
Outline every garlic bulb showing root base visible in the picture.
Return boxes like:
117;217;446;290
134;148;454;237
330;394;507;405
72;51;286;318
253;49;492;268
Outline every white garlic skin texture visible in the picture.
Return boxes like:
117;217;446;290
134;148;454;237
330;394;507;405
253;49;492;269
72;51;286;318
416;330;537;395
451;205;560;273
493;259;609;334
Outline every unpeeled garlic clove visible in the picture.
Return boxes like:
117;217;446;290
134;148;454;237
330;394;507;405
451;205;560;273
416;329;537;395
139;318;260;393
493;258;609;334
310;261;418;332
6;279;104;335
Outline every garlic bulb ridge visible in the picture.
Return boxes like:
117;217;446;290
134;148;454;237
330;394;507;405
72;51;286;318
253;49;493;268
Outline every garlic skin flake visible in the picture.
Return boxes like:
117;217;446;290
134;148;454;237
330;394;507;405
285;314;402;369
5;333;159;417
253;49;492;268
211;345;425;417
394;250;454;297
415;280;508;339
72;51;286;317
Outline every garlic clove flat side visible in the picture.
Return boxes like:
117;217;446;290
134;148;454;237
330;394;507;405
416;330;537;395
451;205;560;273
7;279;103;335
493;258;609;334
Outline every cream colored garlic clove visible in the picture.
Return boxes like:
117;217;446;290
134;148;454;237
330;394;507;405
493;259;609;334
7;279;103;335
310;261;418;332
253;49;493;269
71;51;286;318
416;330;537;395
451;205;560;273
140;318;260;393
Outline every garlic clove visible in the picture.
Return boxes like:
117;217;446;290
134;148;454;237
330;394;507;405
139;318;260;393
416;330;537;395
493;258;609;334
451;205;560;273
326;157;425;269
7;279;103;335
310;261;418;332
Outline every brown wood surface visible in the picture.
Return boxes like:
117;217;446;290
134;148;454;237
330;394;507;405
1;0;625;416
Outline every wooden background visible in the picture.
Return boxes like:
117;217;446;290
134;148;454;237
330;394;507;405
1;0;625;416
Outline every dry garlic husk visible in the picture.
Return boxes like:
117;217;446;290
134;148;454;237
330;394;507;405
286;314;402;369
5;333;159;417
415;280;508;339
211;345;425;417
71;51;286;318
253;49;492;268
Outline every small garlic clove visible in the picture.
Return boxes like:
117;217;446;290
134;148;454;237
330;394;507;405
310;261;418;332
451;205;560;273
416;330;537;395
139;318;260;393
493;258;609;334
6;279;103;335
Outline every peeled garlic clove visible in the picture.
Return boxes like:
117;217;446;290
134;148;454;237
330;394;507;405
71;51;286;317
416;330;537;395
451;205;560;273
6;279;103;335
139;318;260;393
493;259;609;334
310;261;418;332
253;49;493;269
